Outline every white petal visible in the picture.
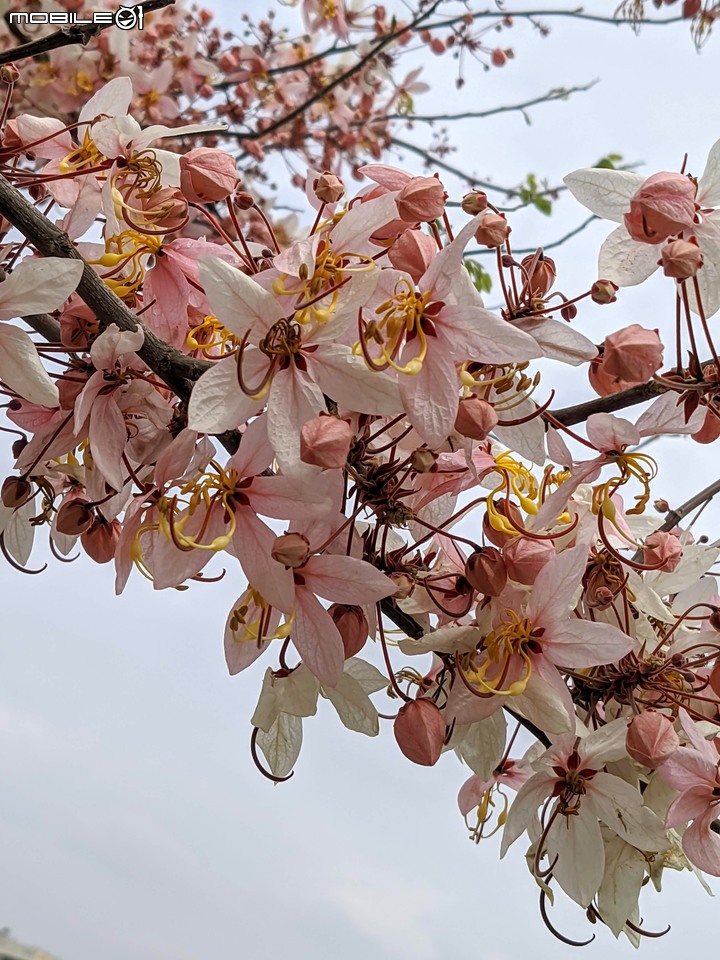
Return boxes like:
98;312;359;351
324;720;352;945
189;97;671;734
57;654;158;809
187;356;264;433
309;345;402;416
598;225;660;287
255;713;302;779
454;712;507;780
514;317;597;366
597;833;646;938
547;808;605;907
79;76;133;124
692;214;720;318
0;259;83;318
198;257;283;339
698;137;720;208
321;671;379;736
563;169;644;223
0;324;59;406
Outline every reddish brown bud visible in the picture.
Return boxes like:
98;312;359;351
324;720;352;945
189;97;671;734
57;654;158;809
329;604;369;658
0;63;19;84
520;253;556;298
394;698;446;766
474;212;510;248
81;518;120;564
454;395;498;441
55;499;94;536
591;279;619;304
491;49;507;66
461;191;488;215
313;172;345;204
271;533;311;568
1;475;32;508
482;498;523;546
232;189;255;211
642;530;683;572
626;711;679;767
464;547;508;596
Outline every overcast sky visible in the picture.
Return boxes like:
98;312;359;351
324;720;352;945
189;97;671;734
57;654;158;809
2;3;720;959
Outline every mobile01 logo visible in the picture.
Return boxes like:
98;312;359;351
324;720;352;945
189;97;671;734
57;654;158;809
8;5;145;30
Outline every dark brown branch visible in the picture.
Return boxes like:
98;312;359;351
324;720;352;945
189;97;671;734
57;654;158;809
24;312;60;341
0;174;242;454
422;8;684;32
550;380;667;426
0;0;175;66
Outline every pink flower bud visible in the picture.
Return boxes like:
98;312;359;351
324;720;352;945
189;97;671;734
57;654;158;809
643;530;683;572
1;475;32;508
394;698;446;766
180;148;238;203
491;48;507;66
142;187;188;231
300;415;354;469
624;172;697;245
588;359;639;398
329;604;369;658
461;191;488;215
591;279;618;304
520;253;556;298
464;547;508;596
232;190;255;211
659;238;704;279
454;395;499;441
396;175;447;223
503;537;555;585
602;324;664;382
654;498;670;513
683;0;702;17
313;172;345;204
81;518;120;564
387;228;436;283
271;533;311;568
56;499;94;536
626;711;679;767
474;212;510;248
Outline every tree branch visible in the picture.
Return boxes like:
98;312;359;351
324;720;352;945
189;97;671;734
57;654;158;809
0;0;175;66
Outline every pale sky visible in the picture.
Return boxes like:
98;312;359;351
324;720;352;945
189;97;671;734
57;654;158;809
2;3;719;959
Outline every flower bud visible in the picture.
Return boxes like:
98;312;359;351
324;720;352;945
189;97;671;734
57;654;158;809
329;604;369;658
659;238;704;279
520;253;556;298
654;498;670;513
232;189;255;211
180;148;238;203
313;172;345;204
482;497;523;546
602;324;664;383
56;499;94;536
626;711;679;767
81;518;120;564
143;187;188;231
591;279;619;304
271;533;311;568
643;530;683;572
394;698;446;766
624;172;697;244
464;547;507;596
1;475;32;508
491;48;507;66
300;415;354;469
396;176;447;223
503;537;555;585
454;395;498;441
0;63;19;84
474;212;510;248
461;190;488;215
387;228;436;283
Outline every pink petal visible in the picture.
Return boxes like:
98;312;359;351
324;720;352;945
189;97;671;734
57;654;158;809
302;554;396;604
292;588;344;687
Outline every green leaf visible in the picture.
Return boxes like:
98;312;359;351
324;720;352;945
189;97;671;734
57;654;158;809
464;258;493;294
533;195;552;216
